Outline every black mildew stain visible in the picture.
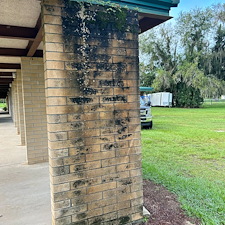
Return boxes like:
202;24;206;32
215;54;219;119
74;114;81;120
77;213;87;220
77;146;85;151
115;62;126;75
93;71;101;78
71;122;83;128
120;178;132;185
72;220;87;225
100;137;109;141
82;87;98;95
73;190;82;196
117;126;127;134
70;97;93;105
74;137;83;144
114;118;130;126
113;110;119;116
103;95;127;103
71;62;88;70
73;164;85;172
103;143;119;150
60;208;68;217
74;198;85;205
55;133;64;140
96;63;111;71
99;79;124;88
119;216;130;225
118;134;132;140
104;219;118;225
77;171;84;178
91;104;104;111
73;180;86;188
90;217;103;225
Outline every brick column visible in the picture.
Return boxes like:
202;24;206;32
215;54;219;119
21;57;48;164
43;1;143;224
16;76;21;135
17;70;26;146
9;84;14;121
8;87;13;118
11;79;19;134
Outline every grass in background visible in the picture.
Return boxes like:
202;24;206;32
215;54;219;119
142;102;225;225
0;103;7;109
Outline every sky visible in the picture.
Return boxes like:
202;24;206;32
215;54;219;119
170;0;224;18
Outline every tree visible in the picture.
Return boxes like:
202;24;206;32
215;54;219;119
176;8;212;66
139;4;225;107
173;61;205;107
139;62;155;86
210;25;225;81
151;69;174;93
140;24;179;76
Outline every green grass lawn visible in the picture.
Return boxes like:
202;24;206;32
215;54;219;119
0;103;7;109
142;102;225;225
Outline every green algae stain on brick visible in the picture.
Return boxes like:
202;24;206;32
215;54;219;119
119;216;130;225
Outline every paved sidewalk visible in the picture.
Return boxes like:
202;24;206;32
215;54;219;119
0;113;51;225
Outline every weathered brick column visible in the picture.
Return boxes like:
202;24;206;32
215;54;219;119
21;57;48;164
10;82;16;122
11;78;20;134
8;87;13;119
42;1;143;224
16;70;26;146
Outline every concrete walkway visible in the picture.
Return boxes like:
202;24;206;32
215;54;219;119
0;113;51;225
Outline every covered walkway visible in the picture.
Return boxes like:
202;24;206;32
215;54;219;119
0;113;51;225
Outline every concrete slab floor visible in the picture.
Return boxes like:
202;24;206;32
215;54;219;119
0;113;51;225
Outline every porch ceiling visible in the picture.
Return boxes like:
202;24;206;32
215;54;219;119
0;0;41;98
0;0;42;66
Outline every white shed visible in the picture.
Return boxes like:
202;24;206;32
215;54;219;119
150;92;172;107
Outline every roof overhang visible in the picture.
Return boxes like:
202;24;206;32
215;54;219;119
72;0;179;15
72;0;180;32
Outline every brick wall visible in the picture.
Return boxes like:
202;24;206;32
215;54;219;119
16;70;26;146
43;1;143;224
21;57;48;164
10;82;15;122
11;79;19;134
8;86;13;119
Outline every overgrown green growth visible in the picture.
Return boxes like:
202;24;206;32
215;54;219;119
142;102;225;225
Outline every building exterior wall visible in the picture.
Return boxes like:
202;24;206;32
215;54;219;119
21;57;48;164
43;1;143;224
16;70;26;146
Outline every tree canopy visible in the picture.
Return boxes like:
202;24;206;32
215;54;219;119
140;3;225;108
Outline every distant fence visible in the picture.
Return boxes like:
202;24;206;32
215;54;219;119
204;99;225;104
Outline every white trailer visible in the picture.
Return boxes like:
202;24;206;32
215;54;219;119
149;92;172;107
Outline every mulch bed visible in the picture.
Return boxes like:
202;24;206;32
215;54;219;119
142;180;201;225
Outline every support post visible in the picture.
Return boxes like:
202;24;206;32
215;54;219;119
43;1;143;224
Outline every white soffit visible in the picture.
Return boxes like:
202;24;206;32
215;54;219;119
0;38;28;49
0;69;16;72
0;0;41;28
0;56;21;72
0;56;21;64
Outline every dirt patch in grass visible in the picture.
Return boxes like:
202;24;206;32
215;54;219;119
143;180;201;225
